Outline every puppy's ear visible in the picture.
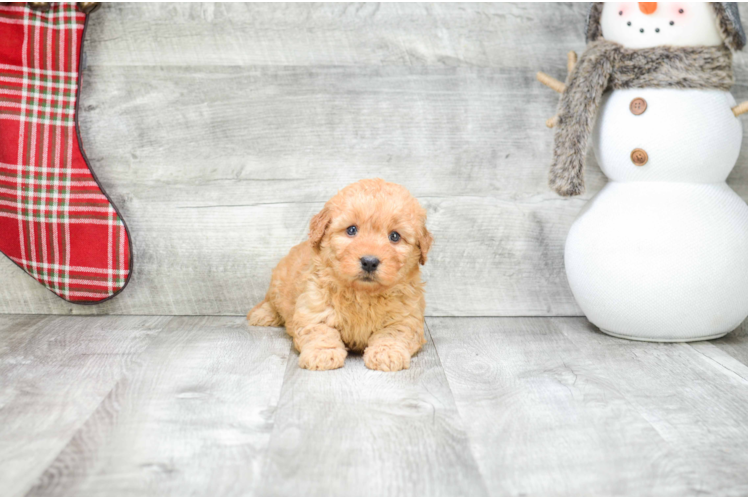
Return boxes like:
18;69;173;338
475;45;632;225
418;227;433;265
309;206;332;249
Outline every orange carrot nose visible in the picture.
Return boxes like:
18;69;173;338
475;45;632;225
639;2;657;14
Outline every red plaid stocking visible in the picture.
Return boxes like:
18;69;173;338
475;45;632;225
0;3;132;303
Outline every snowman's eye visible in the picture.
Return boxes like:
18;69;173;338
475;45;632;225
619;10;623;15
678;8;684;14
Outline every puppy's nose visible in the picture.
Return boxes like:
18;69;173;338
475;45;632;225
360;256;380;273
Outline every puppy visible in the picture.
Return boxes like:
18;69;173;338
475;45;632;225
248;178;433;371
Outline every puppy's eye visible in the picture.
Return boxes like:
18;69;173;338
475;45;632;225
389;231;401;243
346;225;357;236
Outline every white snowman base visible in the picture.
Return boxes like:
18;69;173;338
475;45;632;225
565;181;748;342
598;328;729;342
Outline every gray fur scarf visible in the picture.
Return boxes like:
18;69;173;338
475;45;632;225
550;40;734;197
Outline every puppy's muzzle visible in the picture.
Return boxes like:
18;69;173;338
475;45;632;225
360;256;380;274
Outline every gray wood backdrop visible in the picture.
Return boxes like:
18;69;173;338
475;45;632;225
3;2;748;316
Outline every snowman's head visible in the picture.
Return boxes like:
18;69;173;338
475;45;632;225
586;2;746;50
601;3;721;48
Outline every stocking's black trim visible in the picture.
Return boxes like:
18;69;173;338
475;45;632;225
69;13;134;305
2;8;134;306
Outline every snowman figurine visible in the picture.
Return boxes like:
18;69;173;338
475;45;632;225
538;2;748;341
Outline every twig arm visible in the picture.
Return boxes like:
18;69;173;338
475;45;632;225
539;52;575;128
567;51;577;74
733;101;748;117
536;72;565;94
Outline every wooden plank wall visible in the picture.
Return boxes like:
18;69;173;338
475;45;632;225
2;2;748;316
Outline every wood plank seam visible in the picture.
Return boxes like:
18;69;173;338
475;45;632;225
19;317;172;495
423;318;491;494
688;342;748;384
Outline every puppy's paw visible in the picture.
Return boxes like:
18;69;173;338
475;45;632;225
364;344;411;372
247;301;283;327
298;347;347;371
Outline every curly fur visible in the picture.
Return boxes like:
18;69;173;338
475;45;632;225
550;40;733;197
248;179;433;372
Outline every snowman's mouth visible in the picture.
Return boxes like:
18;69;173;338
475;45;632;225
626;23;663;34
618;9;683;34
625;20;675;35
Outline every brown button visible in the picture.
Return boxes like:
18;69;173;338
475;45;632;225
631;148;648;166
630;97;647;115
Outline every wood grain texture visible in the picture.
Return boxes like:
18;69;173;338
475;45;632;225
551;318;748;496
257;326;486;496
26;317;291;496
2;314;748;495
82;3;590;68
2;2;748;317
0;315;169;496
428;316;748;496
709;319;748;367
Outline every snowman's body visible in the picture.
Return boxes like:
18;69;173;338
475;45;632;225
563;3;748;341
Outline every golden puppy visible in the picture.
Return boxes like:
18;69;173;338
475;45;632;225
248;178;433;371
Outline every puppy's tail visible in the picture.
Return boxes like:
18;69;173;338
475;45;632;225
247;300;284;327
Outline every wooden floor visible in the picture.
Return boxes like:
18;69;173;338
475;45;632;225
1;315;747;496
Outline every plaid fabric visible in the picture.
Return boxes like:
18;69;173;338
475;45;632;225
0;3;131;303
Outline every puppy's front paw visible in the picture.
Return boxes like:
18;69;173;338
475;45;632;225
298;347;347;371
247;301;283;327
364;344;411;372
